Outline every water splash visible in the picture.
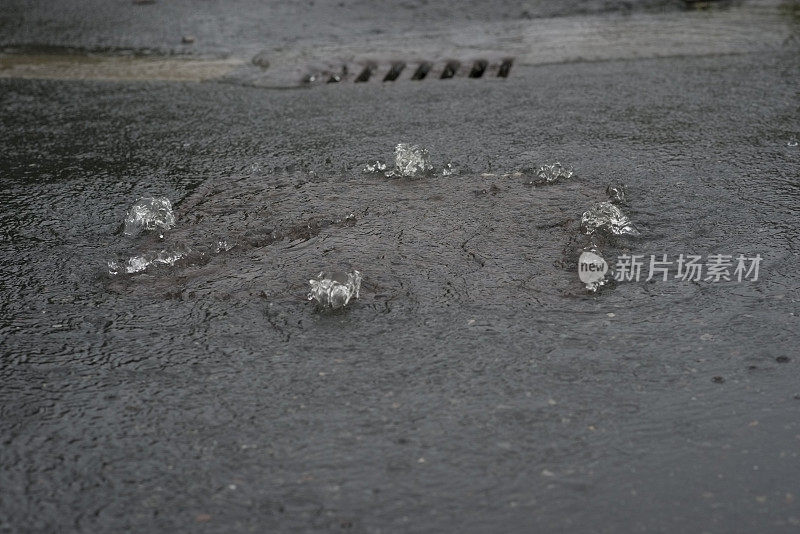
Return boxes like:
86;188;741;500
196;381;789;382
215;239;235;253
606;184;627;204
123;197;176;237
442;162;461;176
581;201;639;236
307;270;362;310
387;143;433;178
364;160;388;173
108;246;188;275
535;162;573;183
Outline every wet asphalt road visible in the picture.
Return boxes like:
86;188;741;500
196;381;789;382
2;1;800;533
0;0;687;57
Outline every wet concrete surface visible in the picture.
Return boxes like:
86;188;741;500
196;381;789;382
1;0;689;57
4;1;795;88
2;1;800;533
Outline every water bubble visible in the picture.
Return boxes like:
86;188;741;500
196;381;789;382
387;143;433;178
123;197;176;237
581;201;639;236
606;184;627;204
307;270;362;310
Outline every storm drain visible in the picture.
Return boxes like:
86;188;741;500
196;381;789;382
304;58;513;85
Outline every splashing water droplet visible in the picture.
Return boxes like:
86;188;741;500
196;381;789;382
442;162;461;176
364;160;387;173
123;197;176;237
606;184;627;204
307;270;362;309
215;239;235;253
108;245;189;275
536;162;573;183
387;143;434;178
581;202;639;236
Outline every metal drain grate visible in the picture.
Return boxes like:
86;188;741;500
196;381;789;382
304;58;513;85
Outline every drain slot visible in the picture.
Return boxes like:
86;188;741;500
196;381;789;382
383;62;406;82
497;58;513;78
355;63;376;82
411;62;432;80
302;57;513;85
440;60;460;79
469;60;488;78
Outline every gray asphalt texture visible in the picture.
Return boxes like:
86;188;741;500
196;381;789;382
2;1;800;533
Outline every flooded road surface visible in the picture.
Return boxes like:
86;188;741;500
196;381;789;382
2;1;800;532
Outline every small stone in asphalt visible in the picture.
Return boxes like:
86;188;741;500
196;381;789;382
712;376;725;383
776;356;790;363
